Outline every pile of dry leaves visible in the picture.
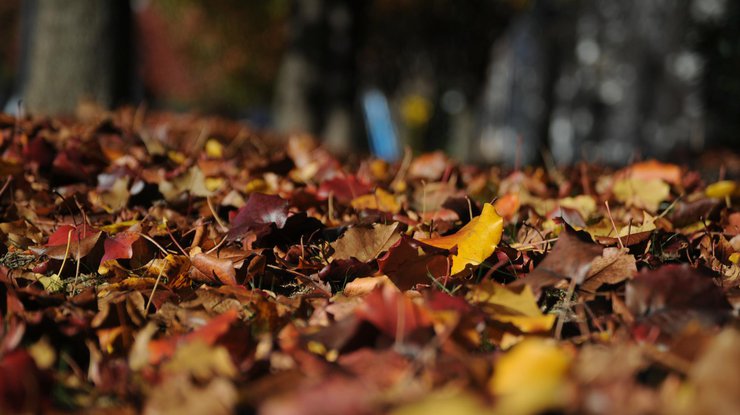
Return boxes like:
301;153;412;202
0;109;738;414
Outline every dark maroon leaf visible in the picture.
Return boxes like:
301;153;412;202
227;193;289;240
378;236;449;291
317;175;372;204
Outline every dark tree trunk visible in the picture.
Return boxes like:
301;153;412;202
22;0;133;115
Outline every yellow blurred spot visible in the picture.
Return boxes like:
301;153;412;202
307;341;327;356
205;138;224;159
205;177;225;192
245;178;268;194
29;337;56;369
391;390;494;415
705;180;737;199
490;338;572;415
350;188;401;213
370;159;390;180
167;150;187;165
401;94;432;127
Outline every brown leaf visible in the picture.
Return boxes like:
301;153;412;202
331;222;402;263
378;236;448;291
580;247;637;294
512;228;603;294
190;248;237;286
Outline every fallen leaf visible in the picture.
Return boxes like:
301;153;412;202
378;236;449;290
423;203;503;274
350;188;401;213
467;281;556;332
101;231;140;262
317;175;373;203
36;224;102;260
355;284;433;339
705;180;737;199
227;193;289;240
490;338;572;415
408;151;449;180
163;341;237;381
147;309;240;364
190;247;237;285
580;247;637;294
616;160;681;185
512;228;603;293
331;222;402;263
613;177;670;212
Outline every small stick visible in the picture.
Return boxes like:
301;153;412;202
555;277;578;339
146;261;166;312
207;196;228;232
604;201;624;249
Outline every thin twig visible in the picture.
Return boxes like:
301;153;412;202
604;201;624;249
146;260;166;312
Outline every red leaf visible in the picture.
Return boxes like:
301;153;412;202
317;175;372;203
101;231;140;262
40;224;102;260
355;284;432;339
227;193;289;240
147;309;239;364
378;237;448;291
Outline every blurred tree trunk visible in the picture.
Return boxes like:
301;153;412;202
22;0;133;115
273;0;367;154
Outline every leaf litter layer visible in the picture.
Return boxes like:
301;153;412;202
0;110;739;414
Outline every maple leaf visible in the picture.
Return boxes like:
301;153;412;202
101;231;139;262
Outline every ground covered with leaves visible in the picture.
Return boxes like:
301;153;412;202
0;110;739;414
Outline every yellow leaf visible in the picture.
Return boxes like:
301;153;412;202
559;195;597;219
490;338;572;415
392;390;494;415
467;281;556;333
99;219;140;234
705;180;737;199
613;177;670;212
167;150;187;165
424;203;503;274
205;138;224;159
205;177;225;192
244;178;269;194
163;341;237;381
350;188;401;213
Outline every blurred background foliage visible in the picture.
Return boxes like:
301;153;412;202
0;0;737;165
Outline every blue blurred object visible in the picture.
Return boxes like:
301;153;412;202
362;88;400;162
